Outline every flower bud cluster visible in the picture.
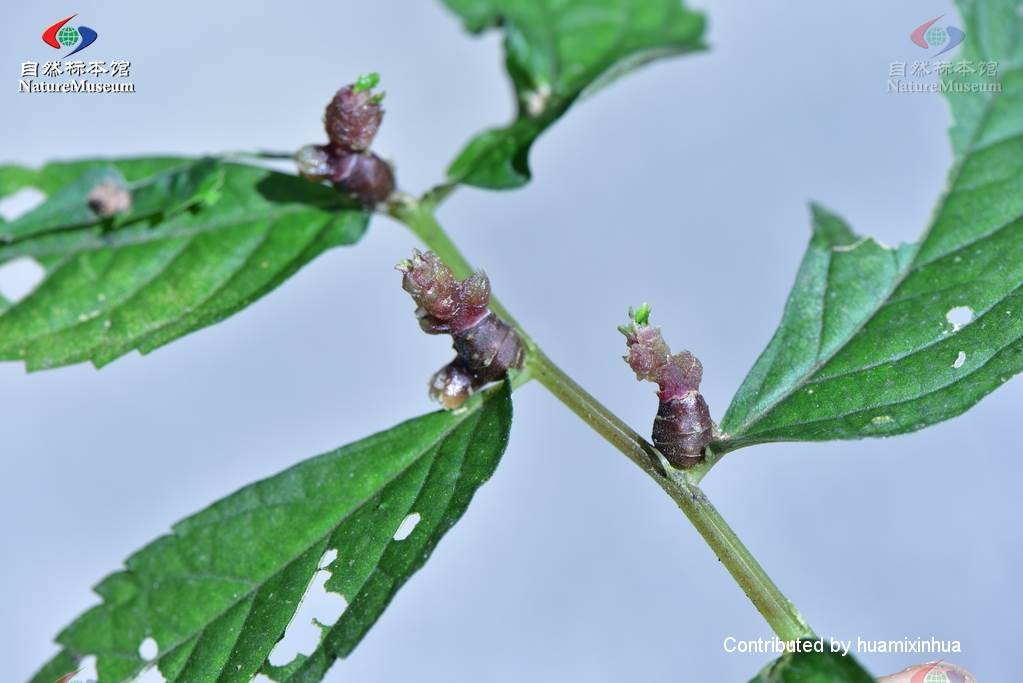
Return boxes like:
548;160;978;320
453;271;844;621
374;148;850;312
399;250;524;409
295;73;394;207
620;304;713;468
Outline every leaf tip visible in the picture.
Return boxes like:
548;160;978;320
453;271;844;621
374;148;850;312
808;201;859;248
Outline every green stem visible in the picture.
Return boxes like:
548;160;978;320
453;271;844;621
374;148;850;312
529;349;812;642
388;195;813;643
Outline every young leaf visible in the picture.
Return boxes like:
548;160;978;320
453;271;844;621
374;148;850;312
748;647;874;683
441;0;706;189
719;0;1023;451
31;382;513;683
0;157;369;371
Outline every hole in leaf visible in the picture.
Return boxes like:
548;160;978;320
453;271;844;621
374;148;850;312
946;306;973;330
320;548;338;567
393;512;421;541
267;567;347;666
138;636;158;660
135;663;167;682
0;187;45;221
251;676;275;683
953;351;966;369
0;258;45;302
871;415;893;425
65;655;98;682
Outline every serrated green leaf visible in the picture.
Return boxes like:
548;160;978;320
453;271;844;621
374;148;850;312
441;0;705;189
718;0;1023;451
31;382;513;683
0;157;369;371
748;647;874;683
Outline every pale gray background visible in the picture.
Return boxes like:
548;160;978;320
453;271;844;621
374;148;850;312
2;1;1019;681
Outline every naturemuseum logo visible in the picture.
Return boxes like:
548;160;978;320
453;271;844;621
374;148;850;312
909;16;965;57
886;16;999;95
42;14;99;57
16;13;134;94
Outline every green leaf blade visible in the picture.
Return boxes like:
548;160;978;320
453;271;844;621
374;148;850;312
32;383;513;683
0;158;369;371
719;0;1023;451
441;0;706;189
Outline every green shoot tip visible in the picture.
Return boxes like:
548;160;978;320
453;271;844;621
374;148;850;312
354;72;381;93
629;302;651;326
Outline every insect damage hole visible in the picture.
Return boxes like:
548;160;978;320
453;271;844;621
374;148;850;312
63;654;98;678
0;258;44;302
946;306;974;331
135;663;167;682
0;186;45;221
393;512;421;541
138;636;158;661
953;351;966;369
320;547;338;566
267;551;348;667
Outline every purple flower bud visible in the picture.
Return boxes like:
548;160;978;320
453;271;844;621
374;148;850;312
654;393;713;468
397;250;490;333
620;305;713;468
398;250;524;409
295;145;394;208
324;83;384;152
297;75;395;207
331;151;395;208
621;310;702;402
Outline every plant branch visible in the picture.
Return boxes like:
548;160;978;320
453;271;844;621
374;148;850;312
386;194;814;643
528;349;812;642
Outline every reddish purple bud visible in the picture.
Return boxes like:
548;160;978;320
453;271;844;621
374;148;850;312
622;325;672;383
295;145;394;207
397;250;490;333
621;317;702;402
653;393;713;468
325;84;384;152
332;151;394;207
297;76;395;207
399;251;524;409
620;305;712;468
451;312;524;384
